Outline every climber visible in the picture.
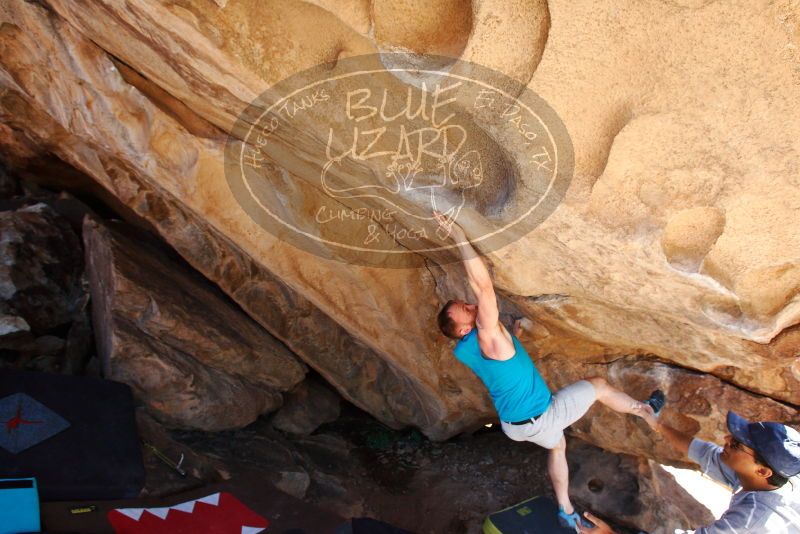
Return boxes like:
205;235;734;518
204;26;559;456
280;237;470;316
432;211;662;531
577;411;800;533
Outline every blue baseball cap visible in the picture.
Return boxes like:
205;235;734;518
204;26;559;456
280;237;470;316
727;411;800;478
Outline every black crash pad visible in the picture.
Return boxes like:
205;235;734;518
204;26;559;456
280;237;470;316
0;370;144;501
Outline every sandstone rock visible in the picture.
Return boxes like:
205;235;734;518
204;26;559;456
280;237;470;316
1;333;68;373
62;306;93;375
0;0;798;464
305;0;371;36
0;315;73;372
275;470;311;500
539;356;800;465
0;203;84;333
83;216;307;430
176;424;317;500
272;376;342;436
136;409;226;497
661;206;725;272
373;0;472;57
31;335;65;355
567;440;714;533
0;163;21;199
0;314;29;340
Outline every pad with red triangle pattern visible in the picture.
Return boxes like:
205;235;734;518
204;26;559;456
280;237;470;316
107;492;269;534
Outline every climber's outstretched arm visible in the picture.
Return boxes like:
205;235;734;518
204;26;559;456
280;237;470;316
433;212;492;290
433;211;503;337
652;421;693;458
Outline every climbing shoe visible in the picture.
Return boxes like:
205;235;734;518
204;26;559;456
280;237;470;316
644;389;666;417
557;506;592;531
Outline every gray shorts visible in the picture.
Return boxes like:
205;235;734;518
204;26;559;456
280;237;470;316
500;380;597;449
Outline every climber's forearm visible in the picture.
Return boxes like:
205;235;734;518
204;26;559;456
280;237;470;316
654;422;693;458
457;239;493;294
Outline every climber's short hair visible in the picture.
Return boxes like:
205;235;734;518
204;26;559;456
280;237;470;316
437;300;461;340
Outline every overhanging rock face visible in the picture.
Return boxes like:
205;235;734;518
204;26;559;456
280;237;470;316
1;0;798;457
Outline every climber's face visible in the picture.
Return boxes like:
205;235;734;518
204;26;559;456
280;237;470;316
721;434;761;475
449;300;478;337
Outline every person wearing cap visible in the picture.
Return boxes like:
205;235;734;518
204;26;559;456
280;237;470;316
432;211;662;530
577;410;800;533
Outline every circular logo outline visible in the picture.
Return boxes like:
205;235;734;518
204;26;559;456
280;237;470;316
225;54;574;267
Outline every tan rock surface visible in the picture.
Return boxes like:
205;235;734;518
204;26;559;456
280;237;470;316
0;0;798;461
661;206;725;272
373;0;473;57
84;217;307;430
272;376;342;436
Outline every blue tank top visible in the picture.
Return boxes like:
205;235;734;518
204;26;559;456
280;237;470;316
453;329;551;422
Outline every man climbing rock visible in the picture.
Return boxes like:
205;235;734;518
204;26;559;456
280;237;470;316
578;411;800;533
433;211;661;530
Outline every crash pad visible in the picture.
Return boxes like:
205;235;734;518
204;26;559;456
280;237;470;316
0;370;144;501
483;496;576;534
